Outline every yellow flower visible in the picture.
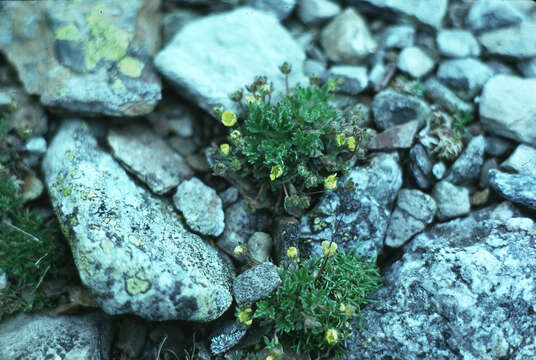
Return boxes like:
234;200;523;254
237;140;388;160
325;328;339;344
286;246;298;258
233;245;247;257
322;241;338;258
221;110;237;127
237;308;253;326
270;165;283;181
347;136;356;151
219;143;230;156
324;174;338;190
335;134;346;147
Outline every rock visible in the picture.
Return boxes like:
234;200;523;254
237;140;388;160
24;137;47;155
162;9;203;46
247;232;272;263
437;58;494;101
0;312;112;360
432;181;471;220
173;177;225;237
432;161;447;180
298;0;341;25
490;201;523;222
147;99;197;138
155;7;305;117
0;269;7;291
186;153;210;172
346;217;536;359
409;144;433;189
116;317;147;358
501;144;536;177
210;321;247;355
478;22;536;59
21;174;44;203
327;65;368;95
303;59;327;80
366;120;419;150
489;169;536;210
43;120;234;321
1;86;47;137
470;188;490;207
385;189;436;248
218;201;271;260
397;46;435;78
436;29;480;58
372;89;431;131
479;75;536;145
0;91;11;112
233;262;281;307
0;1;161;117
320;8;377;63
107;125;192;196
445;135;486;185
480;158;498;188
423;77;473;115
220;187;239;208
485;136;513;157
168;137;197;157
299;152;403;260
354;0;448;30
466;0;524;33
245;0;297;20
518;57;536;78
378;25;415;50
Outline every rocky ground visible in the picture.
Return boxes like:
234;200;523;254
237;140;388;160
0;0;535;359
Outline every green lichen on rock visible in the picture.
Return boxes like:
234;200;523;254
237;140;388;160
126;277;151;296
84;5;130;71
55;23;82;41
118;56;144;78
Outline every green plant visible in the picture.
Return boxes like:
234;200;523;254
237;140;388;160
0;150;74;322
211;63;368;216
249;242;381;359
453;109;473;140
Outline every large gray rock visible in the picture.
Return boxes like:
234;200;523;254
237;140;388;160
432;181;471;220
385;189;436;248
173;177;225;237
501;144;536;177
107;125;193;195
299;152;403;260
0;1;161;117
437;58;494;100
155;7;305;117
0;312;113;360
466;0;524;32
43;120;234;321
246;0;297;20
479;75;536;145
320;8;377;63
436;29;480;58
372;89;431;131
445;135;486;185
489;169;536;210
397;46;435;78
354;0;448;30
346;215;536;359
297;0;341;25
478;21;536;59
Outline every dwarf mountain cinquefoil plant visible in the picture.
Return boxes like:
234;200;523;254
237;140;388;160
235;242;381;359
211;63;368;216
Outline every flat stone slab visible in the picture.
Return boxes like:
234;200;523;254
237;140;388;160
43;120;234;321
155;7;306;117
108;125;193;195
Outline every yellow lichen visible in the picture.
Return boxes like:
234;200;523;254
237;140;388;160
126;277;150;296
118;56;144;78
55;23;82;42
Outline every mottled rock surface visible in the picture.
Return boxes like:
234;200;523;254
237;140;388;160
372;89;431;130
432;181;470;220
233;262;281;307
43;120;234;321
489;170;536;210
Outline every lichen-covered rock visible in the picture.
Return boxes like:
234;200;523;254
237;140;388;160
489;169;536;211
409;144;433;189
437;58;494;100
210;321;247;355
108;125;193;195
299;152;403;260
155;7;305;117
0;312;113;360
43;120;233;321
0;1;162;117
478;21;536;59
173;177;225;237
345;215;536;359
233;262;281;307
432;181;470;220
372;89;431;131
501;144;536;177
436;29;480;58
